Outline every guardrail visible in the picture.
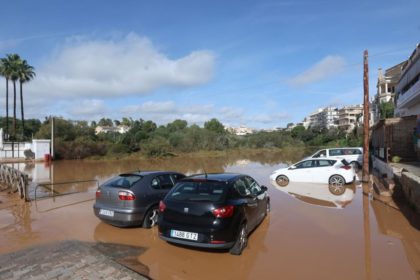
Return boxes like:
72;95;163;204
0;164;29;200
33;179;100;201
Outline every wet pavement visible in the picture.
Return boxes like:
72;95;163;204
0;240;147;279
1;152;420;279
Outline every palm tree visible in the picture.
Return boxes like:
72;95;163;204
0;57;10;139
5;54;22;139
18;60;35;138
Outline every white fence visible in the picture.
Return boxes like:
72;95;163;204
0;142;32;159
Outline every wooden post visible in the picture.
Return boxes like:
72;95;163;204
362;50;370;182
51;116;55;160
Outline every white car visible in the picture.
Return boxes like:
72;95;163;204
269;158;355;193
307;147;363;168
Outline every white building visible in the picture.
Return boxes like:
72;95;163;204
320;107;339;129
302;107;339;129
371;62;405;124
395;44;420;117
225;125;254;135
95;125;130;135
338;105;363;133
308;108;324;128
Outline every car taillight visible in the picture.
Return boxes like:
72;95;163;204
212;205;234;218
159;201;166;212
96;189;101;198
118;191;136;200
340;165;352;170
210;240;226;244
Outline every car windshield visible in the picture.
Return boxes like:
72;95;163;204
169;181;228;202
102;174;143;189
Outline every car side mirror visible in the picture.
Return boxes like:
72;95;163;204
261;185;268;192
288;165;296;170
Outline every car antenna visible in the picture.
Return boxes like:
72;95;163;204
204;169;208;179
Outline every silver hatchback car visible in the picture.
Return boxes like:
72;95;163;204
93;171;185;228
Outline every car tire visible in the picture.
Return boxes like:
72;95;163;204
328;175;346;195
265;200;270;215
230;223;248;255
142;206;159;228
275;175;289;187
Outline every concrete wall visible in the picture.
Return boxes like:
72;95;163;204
372;156;394;178
400;171;420;213
371;116;417;162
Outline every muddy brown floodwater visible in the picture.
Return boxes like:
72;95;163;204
1;151;420;279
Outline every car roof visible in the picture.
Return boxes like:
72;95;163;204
316;147;362;150
297;157;340;163
184;173;244;182
119;170;182;176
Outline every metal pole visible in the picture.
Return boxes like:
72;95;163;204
362;50;370;182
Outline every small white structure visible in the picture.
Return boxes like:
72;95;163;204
32;139;51;160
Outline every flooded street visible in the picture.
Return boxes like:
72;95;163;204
1;151;420;279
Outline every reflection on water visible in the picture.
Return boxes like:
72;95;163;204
270;181;356;209
0;150;419;279
370;199;420;279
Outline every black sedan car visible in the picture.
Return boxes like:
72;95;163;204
158;173;270;255
94;171;185;228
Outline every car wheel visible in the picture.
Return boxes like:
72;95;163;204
328;175;346;195
142;206;159;228
275;175;289;187
230;224;248;255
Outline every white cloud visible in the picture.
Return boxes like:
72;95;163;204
121;101;177;115
251;113;289;124
29;33;215;98
69;99;106;117
287;55;346;86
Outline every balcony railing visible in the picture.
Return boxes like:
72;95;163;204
397;79;420;109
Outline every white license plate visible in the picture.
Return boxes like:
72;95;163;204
171;230;198;241
99;209;114;217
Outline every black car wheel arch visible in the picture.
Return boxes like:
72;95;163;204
142;204;159;228
229;223;248;255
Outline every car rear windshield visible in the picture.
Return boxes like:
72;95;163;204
341;159;350;166
102;174;143;189
168;181;228;202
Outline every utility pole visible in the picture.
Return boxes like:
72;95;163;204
362;50;370;182
51;116;54;160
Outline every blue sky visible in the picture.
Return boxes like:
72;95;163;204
1;0;419;128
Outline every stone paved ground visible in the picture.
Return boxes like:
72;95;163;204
0;240;149;280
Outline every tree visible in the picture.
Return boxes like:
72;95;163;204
167;119;188;132
291;125;305;138
18;59;35;138
4;54;23;139
121;117;132;127
0;57;10;139
204;118;225;134
98;118;113;127
380;101;394;119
